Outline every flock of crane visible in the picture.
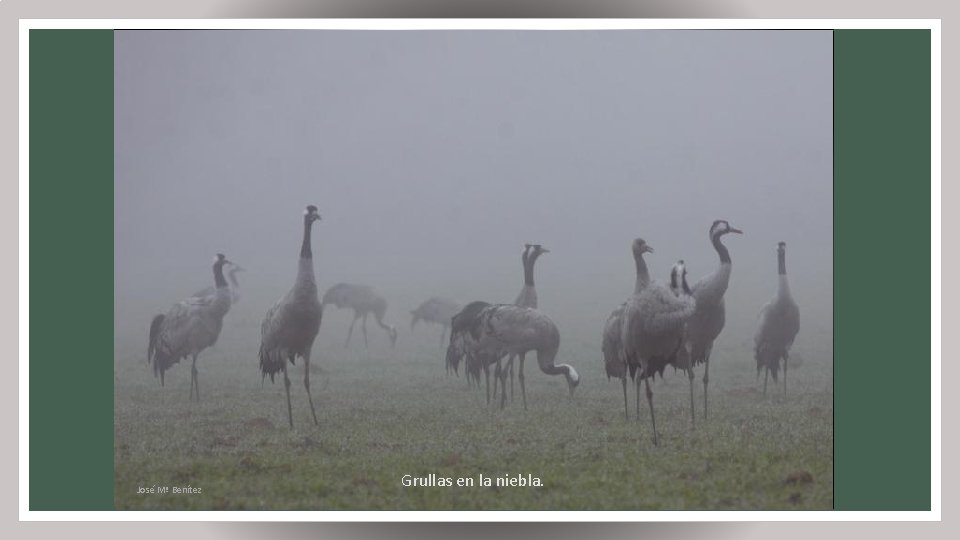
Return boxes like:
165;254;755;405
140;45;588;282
145;205;800;443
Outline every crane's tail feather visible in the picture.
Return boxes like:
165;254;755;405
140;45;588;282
259;344;285;384
755;344;782;382
148;314;164;364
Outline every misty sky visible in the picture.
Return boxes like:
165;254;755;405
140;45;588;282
114;30;832;354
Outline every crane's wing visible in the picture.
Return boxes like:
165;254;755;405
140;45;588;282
156;298;208;355
640;285;696;335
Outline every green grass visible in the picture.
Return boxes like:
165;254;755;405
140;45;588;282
114;315;832;510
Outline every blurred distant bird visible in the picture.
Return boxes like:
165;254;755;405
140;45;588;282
193;262;244;304
148;253;234;401
499;244;549;402
410;296;461;351
258;205;323;428
455;303;579;409
620;239;696;445
679;220;742;423
754;242;800;395
322;283;398;348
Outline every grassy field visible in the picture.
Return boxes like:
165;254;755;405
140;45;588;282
114;311;833;511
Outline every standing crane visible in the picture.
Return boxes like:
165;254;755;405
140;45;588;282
322;283;398;348
410;296;461;350
258;205;323;428
601;236;654;419
499;244;549;403
620;239;696;445
193;262;244;304
681;219;742;423
754;241;800;395
147;253;235;401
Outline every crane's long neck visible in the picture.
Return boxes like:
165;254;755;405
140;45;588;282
712;231;731;264
523;253;540;286
777;249;791;299
297;217;317;289
213;261;228;289
634;252;650;293
300;217;314;259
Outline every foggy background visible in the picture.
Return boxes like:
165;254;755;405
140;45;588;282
114;30;832;365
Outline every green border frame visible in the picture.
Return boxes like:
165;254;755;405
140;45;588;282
29;29;115;510
833;29;932;511
26;28;933;511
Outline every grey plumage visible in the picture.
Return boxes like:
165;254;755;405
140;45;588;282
446;300;492;390
258;205;323;428
453;303;579;409
619;239;696;445
410;296;461;352
322;283;398;348
755;241;800;394
680;219;742;422
147;253;234;401
193;263;244;304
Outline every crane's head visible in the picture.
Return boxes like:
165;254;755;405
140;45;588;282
304;205;321;223
778;241;787;252
631;238;654;256
710;219;743;238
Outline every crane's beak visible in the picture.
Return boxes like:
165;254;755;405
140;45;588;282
540;248;550;254
645;246;655;254
729;227;743;235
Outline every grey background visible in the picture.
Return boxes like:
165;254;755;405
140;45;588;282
2;0;948;538
113;30;832;358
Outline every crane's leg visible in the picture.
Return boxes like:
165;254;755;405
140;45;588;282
645;377;659;446
492;358;502;401
622;375;629;421
282;362;294;428
518;353;527;411
500;358;509;410
509;353;515;403
635;375;642;422
345;313;359;347
361;313;369;348
190;354;200;402
303;351;319;426
688;367;696;428
702;350;711;420
484;362;491;405
783;355;788;395
763;367;769;396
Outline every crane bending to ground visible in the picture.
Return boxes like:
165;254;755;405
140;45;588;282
148;253;235;401
410;296;461;352
454;302;579;410
258;205;323;428
322;283;398;348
